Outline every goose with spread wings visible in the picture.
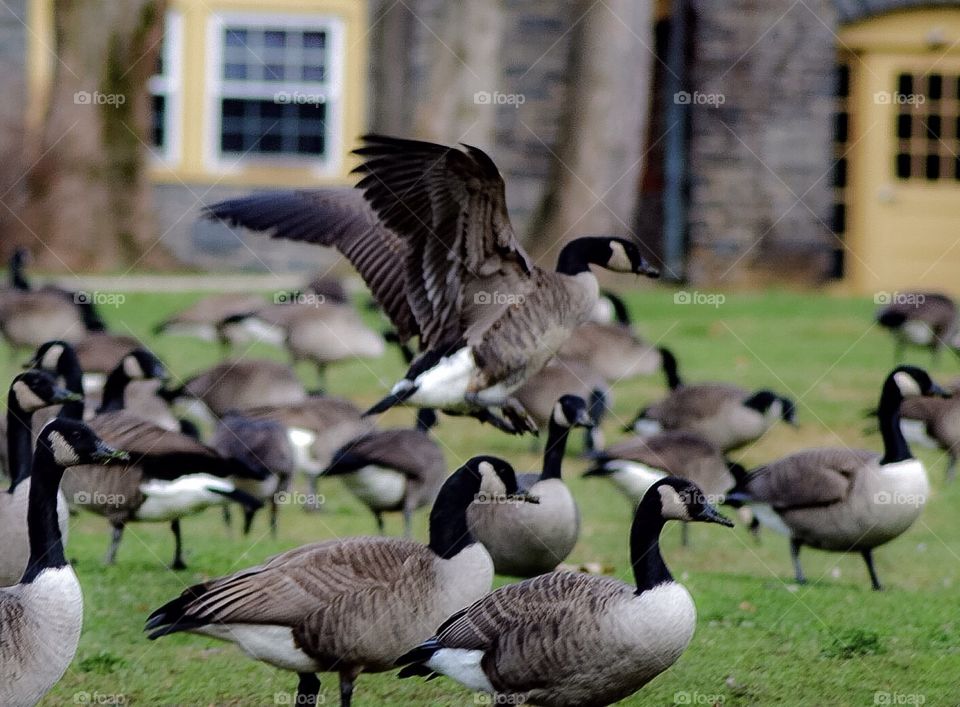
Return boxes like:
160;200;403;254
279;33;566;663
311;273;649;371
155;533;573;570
206;135;659;434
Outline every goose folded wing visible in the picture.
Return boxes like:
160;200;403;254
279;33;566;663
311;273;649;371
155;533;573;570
745;449;876;509
332;429;443;480
352;134;533;349
601;432;715;472
653;384;748;425
205;188;418;342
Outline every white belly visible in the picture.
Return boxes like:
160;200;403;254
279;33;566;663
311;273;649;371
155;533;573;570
406;348;478;409
899;419;939;449
341;466;407;510
288;427;322;476
632;419;663;436
135;474;235;521
196;623;319;673
902;320;935;345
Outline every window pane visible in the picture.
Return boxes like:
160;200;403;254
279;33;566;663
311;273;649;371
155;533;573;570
264;30;286;47
926;154;940;180
928;74;942;100
224;63;247;80
926;114;941;141
219;99;327;156
225;29;247;46
897;113;911;139
303;31;325;49
896;152;911;178
834;112;848;142
898;73;913;96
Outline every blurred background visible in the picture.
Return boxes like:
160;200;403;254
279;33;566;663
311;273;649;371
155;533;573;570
2;0;959;292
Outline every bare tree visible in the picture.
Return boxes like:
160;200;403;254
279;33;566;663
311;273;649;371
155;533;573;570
21;0;173;270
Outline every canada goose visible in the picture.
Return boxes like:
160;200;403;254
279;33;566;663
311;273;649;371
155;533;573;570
0;418;127;707
467;395;592;577
221;300;386;387
242;395;373;510
584;430;743;546
626;353;795;451
163;359;307;423
69;333;141;393
898;394;960;480
397;477;732;706
206;135;659;435
153;292;267;349
322;408;444;536
0;371;83;586
514;358;610;452
146;455;532;706
558;323;673;384
211;412;295;536
728;366;945;590
876;292;959;363
588;289;632;326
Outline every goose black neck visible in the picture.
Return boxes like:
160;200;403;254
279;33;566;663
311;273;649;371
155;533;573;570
6;389;34;491
630;496;672;593
10;260;30;291
877;376;912;464
415;408;437;433
21;442;68;582
541;418;572;480
556;238;607;276
428;469;479;559
98;367;132;413
659;347;681;390
56;348;85;419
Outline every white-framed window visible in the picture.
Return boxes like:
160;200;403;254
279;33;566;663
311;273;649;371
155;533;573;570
148;11;183;165
205;12;345;174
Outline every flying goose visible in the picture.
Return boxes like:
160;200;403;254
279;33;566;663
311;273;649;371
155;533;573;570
206;135;659;435
146;455;533;707
322;408;445;536
898;394;960;481
467;394;592;577
397;477;733;705
0;371;83;586
0;418;128;706
728;366;945;590
585;430;743;546
625;353;795;451
876;292;959;363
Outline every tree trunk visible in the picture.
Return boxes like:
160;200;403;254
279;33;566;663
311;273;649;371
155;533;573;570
21;0;173;271
527;0;655;261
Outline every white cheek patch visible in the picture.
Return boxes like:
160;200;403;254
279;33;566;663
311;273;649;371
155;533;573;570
552;401;570;427
42;344;64;370
657;486;692;521
123;355;145;379
13;380;49;413
47;430;80;466
893;371;922;397
607;241;634;272
477;460;506;497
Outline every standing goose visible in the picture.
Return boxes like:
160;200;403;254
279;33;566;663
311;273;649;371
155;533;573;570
558;324;672;383
625;352;796;451
876;292;958;363
321;408;445;536
153;292;267;350
467;395;592;577
146;456;533;707
0;418;128;707
897;394;960;481
584;430;743;546
0;371;83;586
728;366;945;590
206;135;659;434
397;477;733;706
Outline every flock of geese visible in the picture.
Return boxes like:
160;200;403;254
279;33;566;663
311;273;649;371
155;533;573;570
0;135;956;706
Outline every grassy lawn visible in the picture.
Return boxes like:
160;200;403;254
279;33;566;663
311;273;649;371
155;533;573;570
12;287;960;706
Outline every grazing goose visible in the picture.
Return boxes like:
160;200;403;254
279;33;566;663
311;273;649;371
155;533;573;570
898;394;960;480
206;135;659;435
876;292;958;363
0;418;128;706
153;292;267;349
0;371;82;586
212;412;295;536
467;395;592;577
146;456;532;707
69;333;141;393
397;477;733;706
558;324;672;384
728;366;944;590
626;353;795;451
584;431;743;546
321;408;445;536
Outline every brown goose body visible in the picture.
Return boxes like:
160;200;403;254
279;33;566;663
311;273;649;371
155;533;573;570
155;292;266;342
514;359;608;429
899;395;960;478
0;290;86;349
557;321;663;381
876;292;957;354
73;333;140;374
176;359;307;417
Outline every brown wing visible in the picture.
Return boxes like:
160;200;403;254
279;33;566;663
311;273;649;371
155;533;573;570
646;383;748;426
352;135;533;348
205;188;418;342
744;448;876;509
74;334;141;373
602;431;719;474
332;428;445;480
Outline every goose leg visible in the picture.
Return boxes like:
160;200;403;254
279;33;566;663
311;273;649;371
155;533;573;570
242;507;256;535
501;397;539;436
222;505;232;529
470;408;521;434
106;521;125;565
338;667;359;707
374;511;385;535
749;516;762;544
296;673;320;706
269;497;279;538
790;538;806;584
170;519;187;570
314;362;327;394
402;505;413;538
861;549;883;591
946;453;957;483
304;475;324;513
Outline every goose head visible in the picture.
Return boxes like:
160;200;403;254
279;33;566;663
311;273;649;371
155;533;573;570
551;395;593;430
744;390;797;426
642;477;734;527
556;237;659;277
24;340;77;375
120;349;168;382
38;418;129;467
888;365;948;400
9;370;82;414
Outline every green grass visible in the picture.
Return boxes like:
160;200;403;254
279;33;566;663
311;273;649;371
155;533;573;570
12;287;960;706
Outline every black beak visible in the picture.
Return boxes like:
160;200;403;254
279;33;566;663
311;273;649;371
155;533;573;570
575;409;594;427
697;503;734;527
635;259;660;278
